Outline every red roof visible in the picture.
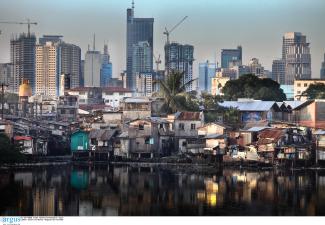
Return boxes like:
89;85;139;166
14;136;32;141
68;87;132;93
177;112;201;121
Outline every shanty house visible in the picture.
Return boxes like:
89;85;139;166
174;111;205;154
71;130;89;152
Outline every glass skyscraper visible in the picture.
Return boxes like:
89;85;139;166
321;52;325;79
221;46;242;69
100;44;112;87
283;32;311;84
199;61;216;93
126;2;154;91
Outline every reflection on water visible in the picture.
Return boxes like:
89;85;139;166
1;164;325;216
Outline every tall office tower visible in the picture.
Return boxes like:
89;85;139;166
321;52;325;79
35;42;58;97
84;45;102;87
100;44;113;87
165;43;194;92
126;2;154;90
282;32;311;84
272;59;285;84
198;60;216;93
0;63;12;86
132;41;152;87
39;35;63;45
248;58;264;77
10;33;36;94
221;46;242;68
59;42;82;89
80;60;85;87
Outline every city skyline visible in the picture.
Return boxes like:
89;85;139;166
0;0;325;79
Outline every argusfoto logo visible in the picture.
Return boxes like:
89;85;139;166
0;217;22;224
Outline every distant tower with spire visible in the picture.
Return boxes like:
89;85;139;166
126;0;154;91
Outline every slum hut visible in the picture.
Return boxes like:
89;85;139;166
71;130;89;160
315;130;325;165
256;128;285;163
89;129;118;161
114;131;130;160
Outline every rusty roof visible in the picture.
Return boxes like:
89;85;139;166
177;112;201;121
257;128;284;145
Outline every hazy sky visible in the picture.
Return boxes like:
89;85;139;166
0;0;325;79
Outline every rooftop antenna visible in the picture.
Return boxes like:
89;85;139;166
93;33;96;51
132;0;135;10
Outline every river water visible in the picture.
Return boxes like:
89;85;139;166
0;164;325;216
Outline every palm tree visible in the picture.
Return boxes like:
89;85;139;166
158;71;198;113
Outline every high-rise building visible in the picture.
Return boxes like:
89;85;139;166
135;72;153;97
198;60;216;93
282;32;311;84
321;52;325;79
0;63;11;86
38;35;82;92
132;41;152;88
272;59;285;84
126;2;154;90
35;42;58;97
59;42;81;89
165;43;194;92
39;35;63;45
248;58;264;77
100;44;112;87
80;60;85;87
221;46;242;69
10;33;36;94
84;49;102;87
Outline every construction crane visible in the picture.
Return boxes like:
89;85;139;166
153;53;161;72
0;19;37;37
163;16;188;45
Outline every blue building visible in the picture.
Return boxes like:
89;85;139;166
221;46;242;68
198;60;216;93
280;85;294;100
100;44;112;87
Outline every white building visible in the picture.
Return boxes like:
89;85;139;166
135;72;153;97
35;42;58;97
84;50;102;87
68;87;132;109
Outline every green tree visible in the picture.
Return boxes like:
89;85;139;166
302;83;325;99
158;71;199;113
0;133;25;164
201;92;224;110
222;74;286;101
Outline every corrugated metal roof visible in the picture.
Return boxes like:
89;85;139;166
176;112;201;120
315;130;325;135
118;131;128;138
284;101;307;109
246;127;271;132
89;129;116;140
124;97;151;103
219;100;277;111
